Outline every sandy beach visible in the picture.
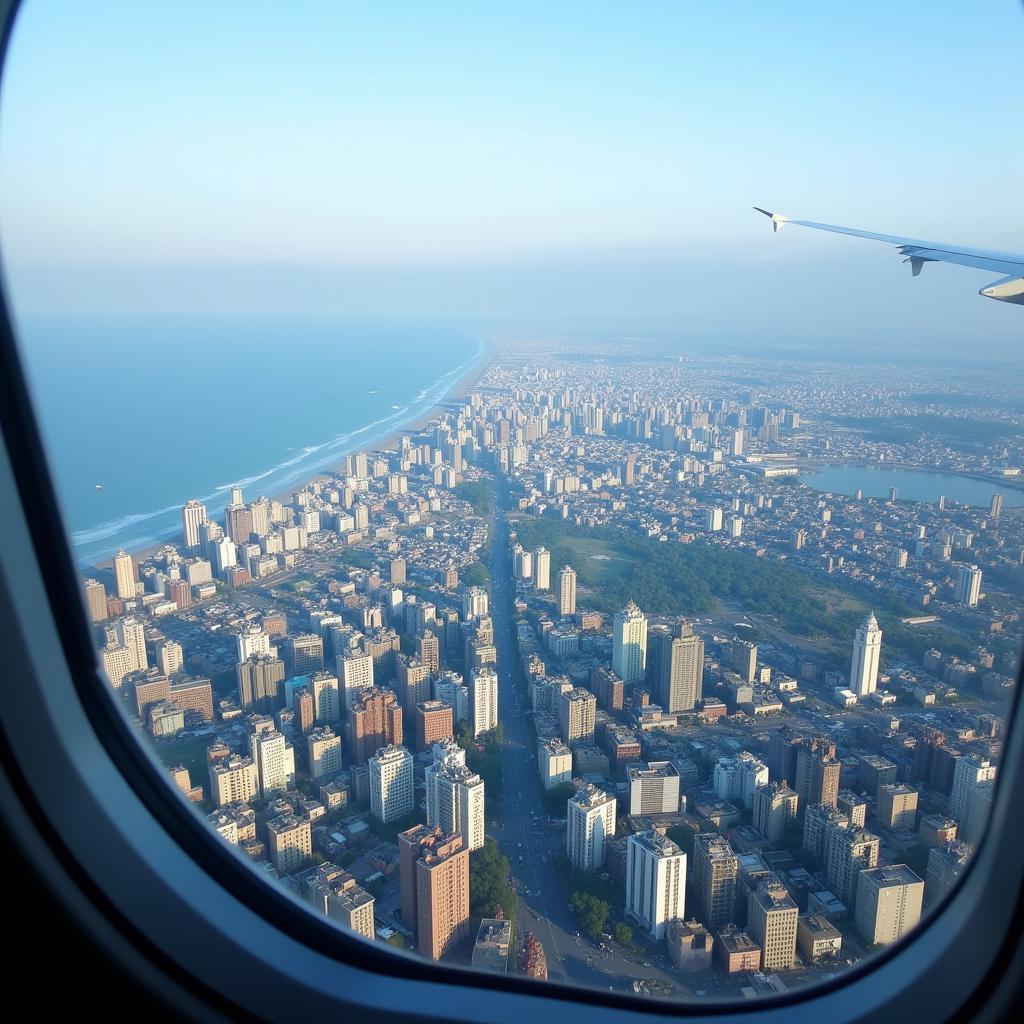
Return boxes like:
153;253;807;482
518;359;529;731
86;338;496;576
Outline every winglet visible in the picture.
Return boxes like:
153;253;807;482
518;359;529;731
754;207;787;233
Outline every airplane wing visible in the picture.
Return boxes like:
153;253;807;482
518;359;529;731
753;207;1024;305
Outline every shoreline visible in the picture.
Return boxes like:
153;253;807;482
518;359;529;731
84;337;496;576
797;459;1024;495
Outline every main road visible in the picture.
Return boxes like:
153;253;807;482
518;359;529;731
485;477;692;997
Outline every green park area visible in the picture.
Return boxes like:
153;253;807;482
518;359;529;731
513;517;974;666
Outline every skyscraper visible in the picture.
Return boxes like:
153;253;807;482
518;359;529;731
649;626;704;713
566;786;617;870
399;827;470;961
795;737;840;809
955;565;983;608
747;875;798;970
826;828;880;908
855;865;924;945
559;687;597;746
558;565;577;617
469;667;498;737
113;548;136;600
338;651;375;712
612;600;647;684
425;754;485;852
625;830;687;939
181;499;207;549
533;546;551;590
849;611;882;697
693;833;738;929
82;578;108;623
346;688;402;763
369;744;414;822
949;755;997;821
236;654;286;711
752;782;799;843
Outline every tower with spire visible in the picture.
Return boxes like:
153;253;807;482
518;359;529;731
850;611;883;698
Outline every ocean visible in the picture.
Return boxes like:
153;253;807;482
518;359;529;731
12;313;483;566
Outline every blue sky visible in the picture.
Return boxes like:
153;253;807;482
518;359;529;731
1;1;1022;344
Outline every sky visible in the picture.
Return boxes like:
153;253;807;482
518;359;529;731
0;0;1022;346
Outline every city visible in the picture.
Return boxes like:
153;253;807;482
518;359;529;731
80;338;1020;1000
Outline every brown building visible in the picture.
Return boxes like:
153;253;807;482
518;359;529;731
591;665;624;712
795;736;840;809
83;578;108;623
294;688;315;735
396;656;432;717
604;724;641;769
415;700;454;752
262;612;288;639
390;557;407;584
911;729;960;794
166;577;192;610
919;813;958;848
236;655;286;712
716;925;762;974
133;673;213;722
398;825;470;960
346;687;403;763
224;503;253;545
418;632;441;675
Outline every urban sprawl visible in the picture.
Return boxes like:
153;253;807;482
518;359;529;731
82;339;1020;1000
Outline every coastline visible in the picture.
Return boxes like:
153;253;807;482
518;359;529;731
84;336;496;575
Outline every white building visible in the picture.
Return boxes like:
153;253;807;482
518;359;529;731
250;728;296;797
433;671;470;723
627;761;681;816
625;829;687;939
705;508;723;532
539;737;573;790
612;600;648;684
855;865;924;946
712;752;768;808
181;499;207;549
558;565;577;617
567;785;617;871
533;546;551;590
470;667;498;737
311;672;342;724
949;755;997;821
425;754;485;851
237;626;274;663
849;611;882;698
368;744;414;822
338;652;375;712
463;586;489;620
955;565;982;608
113;548;136;599
513;545;533;580
307;727;342;781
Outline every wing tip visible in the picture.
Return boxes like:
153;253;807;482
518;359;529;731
754;207;786;233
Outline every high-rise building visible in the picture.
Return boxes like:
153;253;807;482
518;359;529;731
877;784;919;831
469;667;498;738
305;864;375;940
625;829;687;939
768;727;803;785
236;655;286;711
559;687;597;746
237;626;274;663
558;566;577;617
925;841;973;907
752;782;799;843
224;503;253;545
462;586;489;620
693;833;738;929
266;814;311;874
855;865;924;945
390;557;407;585
566;785;617;870
795;737;840;809
612;600;648;684
990;493;1003;520
590;665;624;712
294;687;315;735
513;544;533;580
648;627;703;713
418;632;441;674
955;565;983;608
346;688;403;763
209;753;258;808
113;548;136;600
731;639;757;684
304;671;338;725
425;754;485;851
83;578;108;622
949;755;997;821
156;638;183;676
747;874;798;970
401;827;470;961
369;744;414;822
415;700;454;752
705;508;723;532
533;546;551;590
285;633;325;677
338;652;375;712
826;828;880;908
849;611;883;697
307;726;342;780
538;737;573;790
627;761;681;816
250;727;296;797
181;499;207;549
713;752;769;809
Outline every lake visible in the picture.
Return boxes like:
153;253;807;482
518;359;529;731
798;464;1024;507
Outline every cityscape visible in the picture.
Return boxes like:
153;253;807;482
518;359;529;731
80;338;1020;1001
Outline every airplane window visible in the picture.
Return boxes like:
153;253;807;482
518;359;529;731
1;0;1022;1005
